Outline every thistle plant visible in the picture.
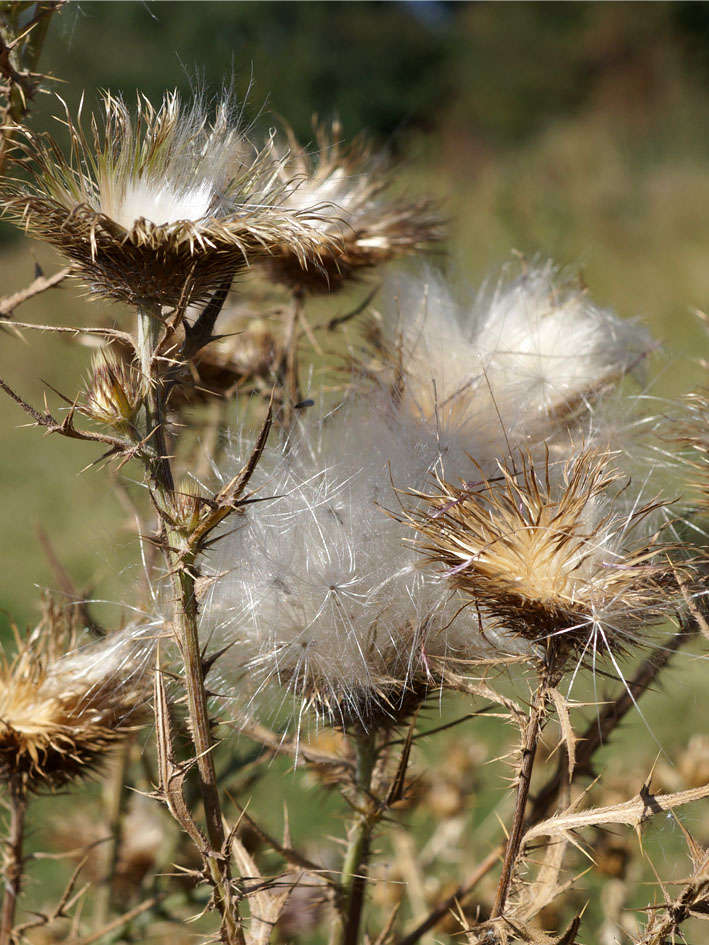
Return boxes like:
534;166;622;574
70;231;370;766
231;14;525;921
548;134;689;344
1;16;709;945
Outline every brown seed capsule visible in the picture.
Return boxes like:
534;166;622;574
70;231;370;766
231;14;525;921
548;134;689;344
405;448;681;659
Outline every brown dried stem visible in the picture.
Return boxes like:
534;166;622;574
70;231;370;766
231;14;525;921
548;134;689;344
395;624;695;945
0;784;26;945
0;1;63;176
528;622;694;825
0;267;69;320
490;658;556;920
132;300;246;942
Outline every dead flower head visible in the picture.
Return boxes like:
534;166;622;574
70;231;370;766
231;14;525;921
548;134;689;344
405;449;680;661
0;606;154;792
260;120;444;292
3;91;337;307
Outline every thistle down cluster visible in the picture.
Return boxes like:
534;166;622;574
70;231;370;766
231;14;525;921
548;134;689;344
0;89;447;733
203;265;684;727
1;87;685;731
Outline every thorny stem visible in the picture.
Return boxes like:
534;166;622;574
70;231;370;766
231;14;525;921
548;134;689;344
0;1;62;177
137;303;174;493
528;625;694;826
0;784;27;945
491;653;559;920
396;626;696;945
332;730;379;945
137;303;243;944
170;556;244;944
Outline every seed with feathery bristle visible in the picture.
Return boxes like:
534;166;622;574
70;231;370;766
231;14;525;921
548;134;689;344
259;120;444;293
404;448;681;657
2;91;341;306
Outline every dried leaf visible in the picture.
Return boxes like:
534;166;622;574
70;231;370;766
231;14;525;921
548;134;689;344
524;782;709;845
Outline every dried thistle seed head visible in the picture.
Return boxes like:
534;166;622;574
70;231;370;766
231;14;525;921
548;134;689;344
0;608;154;791
406;449;680;657
82;348;141;427
259;120;444;293
180;317;280;405
227;318;280;378
3;91;338;307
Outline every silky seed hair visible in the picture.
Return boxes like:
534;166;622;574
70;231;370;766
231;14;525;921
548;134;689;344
200;399;515;731
362;265;651;482
202;263;675;725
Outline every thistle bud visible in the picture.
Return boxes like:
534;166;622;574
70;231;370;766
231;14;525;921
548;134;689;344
173;479;203;534
83;350;141;429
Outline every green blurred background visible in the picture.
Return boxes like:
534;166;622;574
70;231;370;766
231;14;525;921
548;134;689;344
2;0;709;628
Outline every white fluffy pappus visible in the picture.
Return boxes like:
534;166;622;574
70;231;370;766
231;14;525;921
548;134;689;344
200;262;670;729
199;402;524;729
374;264;651;482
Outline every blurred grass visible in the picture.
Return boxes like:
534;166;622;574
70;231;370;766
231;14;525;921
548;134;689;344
0;245;142;636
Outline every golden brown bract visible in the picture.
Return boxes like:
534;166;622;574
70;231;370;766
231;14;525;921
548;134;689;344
0;603;151;792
